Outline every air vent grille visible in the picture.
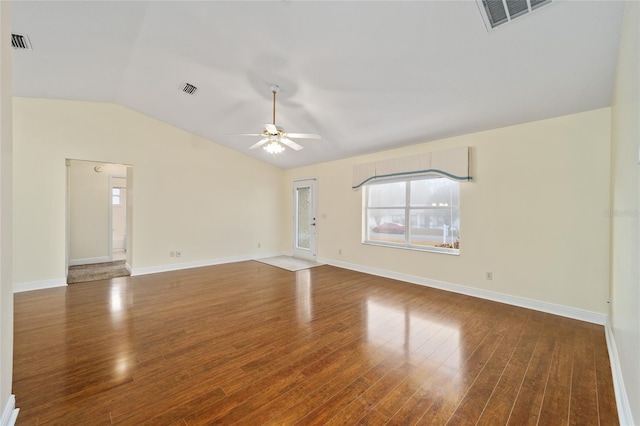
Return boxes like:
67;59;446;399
11;34;32;50
181;83;197;95
479;0;552;29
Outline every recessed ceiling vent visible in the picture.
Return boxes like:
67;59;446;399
11;33;32;50
181;83;197;95
478;0;552;30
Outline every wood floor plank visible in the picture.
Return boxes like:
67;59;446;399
415;317;516;424
11;261;618;425
568;328;600;425
537;324;576;425
326;362;413;424
445;316;529;425
386;387;438;425
294;377;373;425
138;387;227;426
506;320;561;425
357;408;390;425
475;315;546;425
183;368;305;424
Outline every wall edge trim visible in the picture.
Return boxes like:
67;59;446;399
318;257;607;325
13;278;67;293
1;395;19;426
131;252;286;276
69;256;110;266
605;321;635;426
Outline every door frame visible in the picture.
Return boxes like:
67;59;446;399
66;159;133;272
292;178;318;261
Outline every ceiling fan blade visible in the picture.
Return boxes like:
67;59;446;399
286;133;321;139
264;123;278;134
249;138;269;150
228;133;263;137
280;138;303;151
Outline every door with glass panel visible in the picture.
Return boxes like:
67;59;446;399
293;179;317;260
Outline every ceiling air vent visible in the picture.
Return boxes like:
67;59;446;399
181;83;197;95
11;33;32;50
478;0;552;30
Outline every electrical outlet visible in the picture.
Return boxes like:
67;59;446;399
486;272;493;280
170;251;175;257
339;249;342;255
258;242;261;248
176;250;182;258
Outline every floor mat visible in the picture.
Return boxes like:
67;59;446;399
255;256;325;272
67;260;130;284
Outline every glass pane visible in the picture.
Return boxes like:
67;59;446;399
410;178;459;208
367;208;406;244
112;196;120;205
296;187;310;249
409;208;460;249
367;181;406;207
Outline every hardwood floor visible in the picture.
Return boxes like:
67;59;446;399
13;261;618;425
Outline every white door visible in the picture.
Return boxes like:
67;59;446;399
293;179;317;260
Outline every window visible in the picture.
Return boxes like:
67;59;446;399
112;188;121;206
364;177;460;254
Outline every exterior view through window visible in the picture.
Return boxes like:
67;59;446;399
364;177;460;254
112;187;122;206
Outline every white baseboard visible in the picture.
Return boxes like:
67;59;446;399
13;278;67;293
69;256;110;266
605;322;635;426
131;252;285;276
13;253;288;291
1;395;19;426
319;257;607;325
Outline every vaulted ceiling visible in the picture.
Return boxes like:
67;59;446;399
11;1;625;169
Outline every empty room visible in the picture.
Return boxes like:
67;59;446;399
0;0;638;425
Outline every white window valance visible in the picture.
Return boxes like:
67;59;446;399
352;147;471;189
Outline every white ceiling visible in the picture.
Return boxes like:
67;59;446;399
11;1;625;169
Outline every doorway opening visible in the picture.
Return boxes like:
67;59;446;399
66;159;133;283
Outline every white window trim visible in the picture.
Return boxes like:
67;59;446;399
362;176;460;255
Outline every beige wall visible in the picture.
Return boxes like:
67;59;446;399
13;98;285;285
610;0;640;423
285;108;612;315
68;160;127;263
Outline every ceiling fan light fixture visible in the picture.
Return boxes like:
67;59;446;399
264;140;285;154
232;83;320;154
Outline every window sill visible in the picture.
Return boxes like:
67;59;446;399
363;241;460;256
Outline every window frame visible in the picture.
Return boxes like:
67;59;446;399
363;176;460;255
112;187;122;206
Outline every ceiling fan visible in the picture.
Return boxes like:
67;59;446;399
235;84;321;154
